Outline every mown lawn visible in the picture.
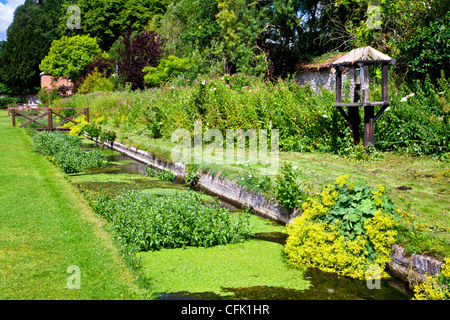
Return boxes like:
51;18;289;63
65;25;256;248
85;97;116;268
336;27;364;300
0;110;147;299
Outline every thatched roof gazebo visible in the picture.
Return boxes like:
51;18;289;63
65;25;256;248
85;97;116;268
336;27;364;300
330;46;396;149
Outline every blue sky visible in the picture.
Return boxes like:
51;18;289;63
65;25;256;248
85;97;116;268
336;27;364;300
0;0;25;41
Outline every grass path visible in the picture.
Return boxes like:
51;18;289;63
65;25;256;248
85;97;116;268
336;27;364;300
0;110;147;299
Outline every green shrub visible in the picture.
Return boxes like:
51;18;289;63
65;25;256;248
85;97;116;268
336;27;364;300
99;130;117;144
375;74;449;156
144;165;157;177
0;95;26;109
77;69;115;94
158;169;175;182
83;122;102;139
38;87;69;105
274;163;307;210
143;55;189;87
31;131;105;173
285;175;404;280
185;164;200;187
336;127;381;161
93;190;252;251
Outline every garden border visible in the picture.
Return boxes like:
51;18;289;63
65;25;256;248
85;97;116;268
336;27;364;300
85;134;444;288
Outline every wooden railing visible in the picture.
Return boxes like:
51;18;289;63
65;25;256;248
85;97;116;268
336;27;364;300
9;107;90;132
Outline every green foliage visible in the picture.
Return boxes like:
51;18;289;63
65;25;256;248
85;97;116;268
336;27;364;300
399;11;450;80
60;72;449;156
92;190;252;250
0;96;26;109
37;86;70;106
39;35;102;82
31;131;105;173
158;169;175;182
99;130;117;144
274;163;306;210
77;69;116;94
61;0;170;50
157;0;221;68
216;0;268;75
185;164;200;187
143;55;189;87
285;175;403;280
335;0;449;80
144;165;157;177
375;74;449;156
0;26;49;94
0;0;64;94
158;0;338;76
83;122;102;139
336;127;381;161
0;83;12;95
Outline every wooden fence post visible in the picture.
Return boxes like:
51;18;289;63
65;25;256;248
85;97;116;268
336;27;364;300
47;108;53;132
335;67;342;104
85;108;89;122
381;63;389;102
11;109;15;128
362;65;374;149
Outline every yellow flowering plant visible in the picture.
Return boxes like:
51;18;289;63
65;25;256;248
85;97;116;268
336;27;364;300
413;258;450;300
285;175;402;280
68;116;88;137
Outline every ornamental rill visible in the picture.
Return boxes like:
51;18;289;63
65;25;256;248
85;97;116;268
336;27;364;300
285;175;403;280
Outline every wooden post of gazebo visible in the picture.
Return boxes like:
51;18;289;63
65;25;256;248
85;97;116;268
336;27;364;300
330;46;396;149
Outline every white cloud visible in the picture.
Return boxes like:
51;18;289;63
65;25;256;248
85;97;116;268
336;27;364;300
0;0;26;41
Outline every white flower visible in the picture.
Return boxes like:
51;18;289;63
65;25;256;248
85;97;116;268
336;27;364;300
323;114;328;118
401;93;415;102
202;80;206;85
293;166;298;170
248;174;252;178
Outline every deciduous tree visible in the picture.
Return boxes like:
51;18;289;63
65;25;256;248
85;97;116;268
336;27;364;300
39;35;103;82
60;0;170;50
116;31;166;90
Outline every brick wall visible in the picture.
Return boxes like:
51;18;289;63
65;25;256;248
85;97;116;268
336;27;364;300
40;74;73;94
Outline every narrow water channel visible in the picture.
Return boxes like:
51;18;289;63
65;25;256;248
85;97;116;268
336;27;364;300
80;139;413;300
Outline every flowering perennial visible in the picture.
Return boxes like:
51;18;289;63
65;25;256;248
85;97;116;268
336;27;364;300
285;175;402;280
413;257;450;300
